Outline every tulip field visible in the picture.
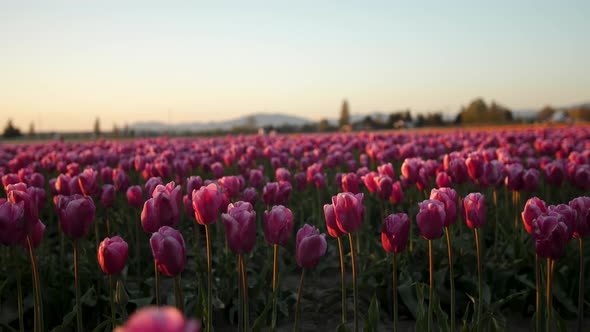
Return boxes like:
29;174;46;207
1;125;590;332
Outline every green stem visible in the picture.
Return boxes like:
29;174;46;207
27;235;42;332
154;260;160;306
174;275;184;313
15;248;24;332
337;237;347;324
135;215;141;278
240;255;249;332
294;269;305;332
392;253;398;332
546;258;552;332
578;238;584;332
428;240;433;332
205;224;212;332
475;228;482;332
271;244;279;331
535;254;541;332
348;233;358;332
74;240;83;332
109;275;115;329
445;226;455;332
105;209;111;236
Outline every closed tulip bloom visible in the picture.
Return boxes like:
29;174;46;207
262;182;279;206
361;172;379;193
183;195;194;217
522;169;540;192
145;177;163;197
192;183;224;225
324;204;346;238
98;236;129;275
463;193;486;229
332;192;364;233
569;196;590;238
466;154;484;181
275;168;291;183
57;194;96;239
113;169;131;192
448;158;468;184
141;185;182;233
532;212;569;260
505;163;524;191
263;205;294;246
548;204;577;239
1;173;20;191
378;163;396;179
574;165;590;191
7;183;39;230
430;188;458;226
416;200;445;240
126;185;144;208
24;219;45;249
390;181;404;204
68;176;83;195
113;306;202;332
150;226;187;277
249;169;264;188
401;158;421;183
28;172;45;188
222;201;257;254
101;184;116;208
544;161;565;186
78;168;99;197
381;213;410;253
416;167;430;191
186;176;203;195
211;162;224;179
375;175;393;200
219;176;241;199
522;197;548;234
101;167;114;184
294;172;307;191
480;160;504;188
436;172;453;188
342;172;360;194
0;200;26;246
295;224;327;269
241;187;258;206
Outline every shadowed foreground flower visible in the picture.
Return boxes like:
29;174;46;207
114;306;202;332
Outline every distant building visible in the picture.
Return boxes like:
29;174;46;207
550;111;569;123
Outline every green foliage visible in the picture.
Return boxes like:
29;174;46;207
458;98;513;124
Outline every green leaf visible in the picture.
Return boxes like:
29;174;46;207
363;294;380;332
251;293;274;332
398;282;418;319
335;323;350;332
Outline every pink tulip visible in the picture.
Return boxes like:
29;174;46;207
463;193;486;229
0;200;26;246
331;192;364;234
295;224;327;269
114;306;202;332
342;172;360;194
548;204;577;239
78;168;100;197
390;181;404;204
150;226;187;277
219;176;241;199
436;172;453;188
222;201;257;254
56;194;96;239
192;184;224;225
381;213;410;253
263;205;294;246
145;177;163;197
544;161;565;186
430;188;458;226
98;236;129;275
569;197;590;238
377;163;395;179
532;212;569;260
522;169;540;192
126;185;144;208
7;183;39;230
323;204;346;238
241;187;258;206
141;184;182;233
361;172;379;193
522;197;548;234
101;184;116;208
416;199;445;240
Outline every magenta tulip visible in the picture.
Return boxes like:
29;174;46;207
436;172;453;188
522;197;548;234
342;172;360;194
323;204;346;238
150;226;187;277
78;168;99;197
430;188;458;226
331;192;364;234
263;205;294;246
0;200;26;246
126;185;144;208
114;306;202;332
416;199;445;240
101;184;116;208
56;194;96;239
532;212;569;260
145;177;163;197
219;176;241;199
548;204;577;239
463;193;486;229
522;168;540;192
141;183;182;233
98;236;129;275
222;201;257;254
381;213;410;253
390;181;404;204
192;184;224;225
295;224;327;269
569;197;590;238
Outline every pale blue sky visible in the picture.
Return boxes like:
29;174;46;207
1;1;588;131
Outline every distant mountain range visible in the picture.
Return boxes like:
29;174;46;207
129;102;589;133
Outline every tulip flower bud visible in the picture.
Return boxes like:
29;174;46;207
390;181;404;204
341;172;360;194
241;187;258;206
361;172;378;193
101;184;116;208
381;213;410;253
544;161;565;186
113;306;202;332
569;196;590;238
436;172;453;188
126;185;144;208
548;204;577;239
7;183;39;230
219;176;241;199
375;175;393;201
294;172;307;191
115;279;129;306
532;212;569;260
430;188;458;226
324;203;346;238
275;168;291;183
113;169;131;192
505;163;524;191
192;184;224;225
0;200;26;246
522;169;539;193
56;194;96;239
24;219;46;249
150;226;187;277
263;205;294;246
78;168;99;197
145;177;163;197
522;197;547;234
98;236;129;275
141;184;182;233
416;199;445;240
463;193;486;229
295;224;327;269
378;163;395;179
222;201;257;254
331;192;364;234
186;176;203;195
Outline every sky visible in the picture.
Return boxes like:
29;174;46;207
1;0;589;132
